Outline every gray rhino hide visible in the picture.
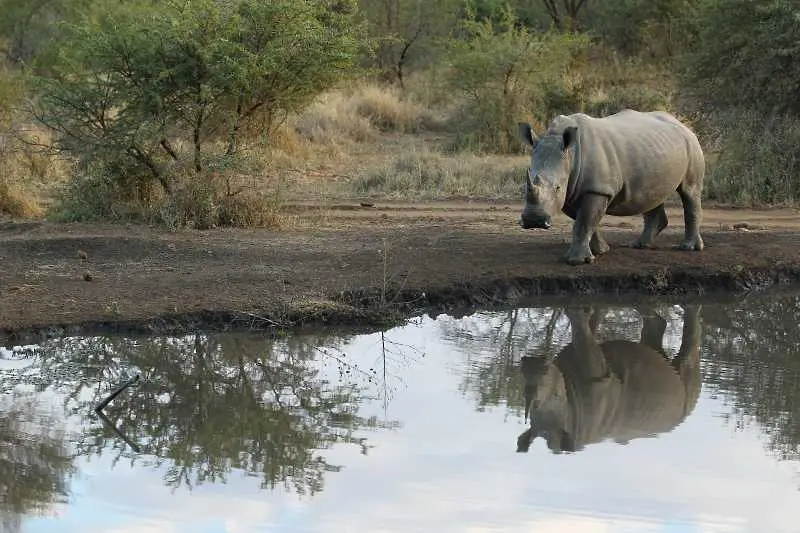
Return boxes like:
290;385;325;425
548;111;704;219
553;340;701;451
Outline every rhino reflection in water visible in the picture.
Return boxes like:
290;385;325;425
517;305;702;454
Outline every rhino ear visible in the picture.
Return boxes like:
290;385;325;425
562;126;578;150
518;122;539;148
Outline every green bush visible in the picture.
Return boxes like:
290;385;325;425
48;165;159;224
680;0;800;117
441;5;590;154
704;110;800;206
32;0;368;226
50;163;284;229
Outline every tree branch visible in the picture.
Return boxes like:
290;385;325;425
128;145;172;195
160;138;179;160
541;0;562;29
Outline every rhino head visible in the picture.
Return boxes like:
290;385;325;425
516;355;575;454
517;121;578;230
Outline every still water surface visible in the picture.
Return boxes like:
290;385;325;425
2;297;800;532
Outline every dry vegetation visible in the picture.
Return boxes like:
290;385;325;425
0;73;719;223
0;51;795;225
0;64;64;217
1;0;798;228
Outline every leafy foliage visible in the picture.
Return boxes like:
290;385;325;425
30;0;367;223
680;0;800;116
443;5;590;153
586;0;697;59
2;331;398;496
702;295;800;462
0;399;75;533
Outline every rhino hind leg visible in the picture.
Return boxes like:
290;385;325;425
632;204;668;249
676;183;704;251
565;194;609;266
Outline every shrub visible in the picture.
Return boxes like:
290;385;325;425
703;110;800;206
32;0;368;226
680;0;800;117
49;162;284;229
441;4;590;154
48;165;160;223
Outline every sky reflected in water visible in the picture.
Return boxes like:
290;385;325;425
2;298;800;533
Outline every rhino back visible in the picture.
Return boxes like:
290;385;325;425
603;340;694;438
559;340;693;448
569;110;704;216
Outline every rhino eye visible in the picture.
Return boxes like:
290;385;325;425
555;185;561;192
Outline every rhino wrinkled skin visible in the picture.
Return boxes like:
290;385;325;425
518;110;706;265
516;305;702;455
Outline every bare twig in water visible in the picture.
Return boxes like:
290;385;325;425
313;346;377;382
95;409;141;453
237;311;292;329
94;374;140;412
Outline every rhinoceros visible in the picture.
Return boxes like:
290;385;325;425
516;305;702;454
518;110;706;265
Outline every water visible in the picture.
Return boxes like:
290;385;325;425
2;296;800;533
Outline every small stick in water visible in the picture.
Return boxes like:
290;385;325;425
94;374;140;412
96;409;142;453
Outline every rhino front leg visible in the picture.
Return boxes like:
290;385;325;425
638;306;668;356
565;193;609;266
677;182;704;251
590;229;610;255
632;204;668;249
565;306;610;381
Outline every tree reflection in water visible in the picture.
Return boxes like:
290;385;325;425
3;331;400;498
439;298;800;465
440;307;572;415
0;397;75;533
701;295;800;462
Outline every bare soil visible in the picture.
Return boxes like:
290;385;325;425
3;201;800;344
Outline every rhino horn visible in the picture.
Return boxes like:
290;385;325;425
525;173;534;193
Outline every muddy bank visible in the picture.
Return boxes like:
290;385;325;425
2;204;800;345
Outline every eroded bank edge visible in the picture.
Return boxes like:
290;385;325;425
3;264;800;347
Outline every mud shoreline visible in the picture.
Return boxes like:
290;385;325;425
3;275;799;348
3;203;800;346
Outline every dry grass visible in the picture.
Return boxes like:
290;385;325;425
290;82;439;146
292;90;375;145
0;180;43;218
347;83;439;133
347;145;528;200
8;60;786;223
0;128;68;218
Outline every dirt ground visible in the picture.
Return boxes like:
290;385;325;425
2;201;800;344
